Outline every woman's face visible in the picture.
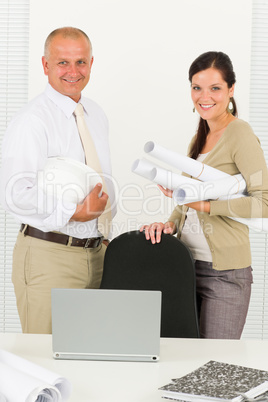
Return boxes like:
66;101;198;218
191;67;234;122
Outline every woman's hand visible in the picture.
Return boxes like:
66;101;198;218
157;184;173;198
157;183;211;213
140;221;176;244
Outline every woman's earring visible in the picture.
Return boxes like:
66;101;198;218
193;107;195;113
227;98;234;113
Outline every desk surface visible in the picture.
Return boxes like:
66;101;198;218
0;333;268;402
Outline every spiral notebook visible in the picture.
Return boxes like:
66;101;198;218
51;288;161;362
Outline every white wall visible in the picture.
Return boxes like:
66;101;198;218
29;0;252;237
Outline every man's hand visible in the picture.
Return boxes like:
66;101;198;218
70;183;108;222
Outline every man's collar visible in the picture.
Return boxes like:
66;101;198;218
45;84;80;118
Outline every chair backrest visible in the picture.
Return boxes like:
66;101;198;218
100;230;200;338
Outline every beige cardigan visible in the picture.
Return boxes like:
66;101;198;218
169;119;268;270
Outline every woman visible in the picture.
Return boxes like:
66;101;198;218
141;51;268;339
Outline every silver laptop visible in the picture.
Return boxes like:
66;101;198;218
51;288;161;362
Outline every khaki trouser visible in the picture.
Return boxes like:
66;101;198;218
12;231;106;334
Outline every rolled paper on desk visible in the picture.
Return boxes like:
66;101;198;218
0;360;61;402
144;141;229;181
0;349;72;401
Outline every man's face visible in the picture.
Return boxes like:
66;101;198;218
42;34;93;102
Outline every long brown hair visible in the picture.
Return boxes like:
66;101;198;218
189;51;237;160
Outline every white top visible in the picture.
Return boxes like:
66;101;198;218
0;84;116;239
180;153;212;262
1;333;268;402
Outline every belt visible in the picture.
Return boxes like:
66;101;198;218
20;224;103;249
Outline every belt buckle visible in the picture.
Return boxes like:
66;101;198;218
83;237;103;249
84;238;92;249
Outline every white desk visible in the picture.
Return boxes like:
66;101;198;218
0;333;268;402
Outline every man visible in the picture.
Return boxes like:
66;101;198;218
0;27;116;334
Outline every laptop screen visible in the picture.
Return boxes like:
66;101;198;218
51;288;161;362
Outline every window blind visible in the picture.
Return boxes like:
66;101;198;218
0;1;30;332
242;0;268;339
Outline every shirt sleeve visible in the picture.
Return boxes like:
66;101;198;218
210;123;268;219
0;113;77;231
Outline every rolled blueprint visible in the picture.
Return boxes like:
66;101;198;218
132;158;194;189
153;167;268;231
233;216;268;232
150;167;195;189
215;194;268;232
131;158;157;180
134;141;268;232
173;174;246;205
144;141;229;181
0;361;61;402
0;349;72;402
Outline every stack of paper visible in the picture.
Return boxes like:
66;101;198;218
159;360;268;401
0;349;72;402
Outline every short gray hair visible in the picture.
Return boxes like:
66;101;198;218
44;27;92;59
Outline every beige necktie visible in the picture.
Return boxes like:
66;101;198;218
74;103;112;238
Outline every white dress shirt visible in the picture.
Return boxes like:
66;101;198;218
0;84;116;239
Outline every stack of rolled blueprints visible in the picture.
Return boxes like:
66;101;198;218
132;141;268;232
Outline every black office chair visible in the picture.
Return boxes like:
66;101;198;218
100;230;200;338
